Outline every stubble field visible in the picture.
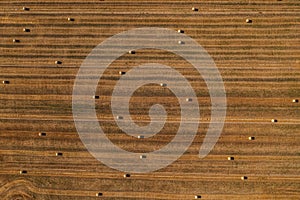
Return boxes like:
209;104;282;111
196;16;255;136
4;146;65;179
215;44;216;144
0;0;299;199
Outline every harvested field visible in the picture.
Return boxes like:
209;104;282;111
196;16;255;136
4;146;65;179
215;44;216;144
0;0;299;199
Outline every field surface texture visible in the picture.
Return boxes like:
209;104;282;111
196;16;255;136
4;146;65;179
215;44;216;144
0;0;299;199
